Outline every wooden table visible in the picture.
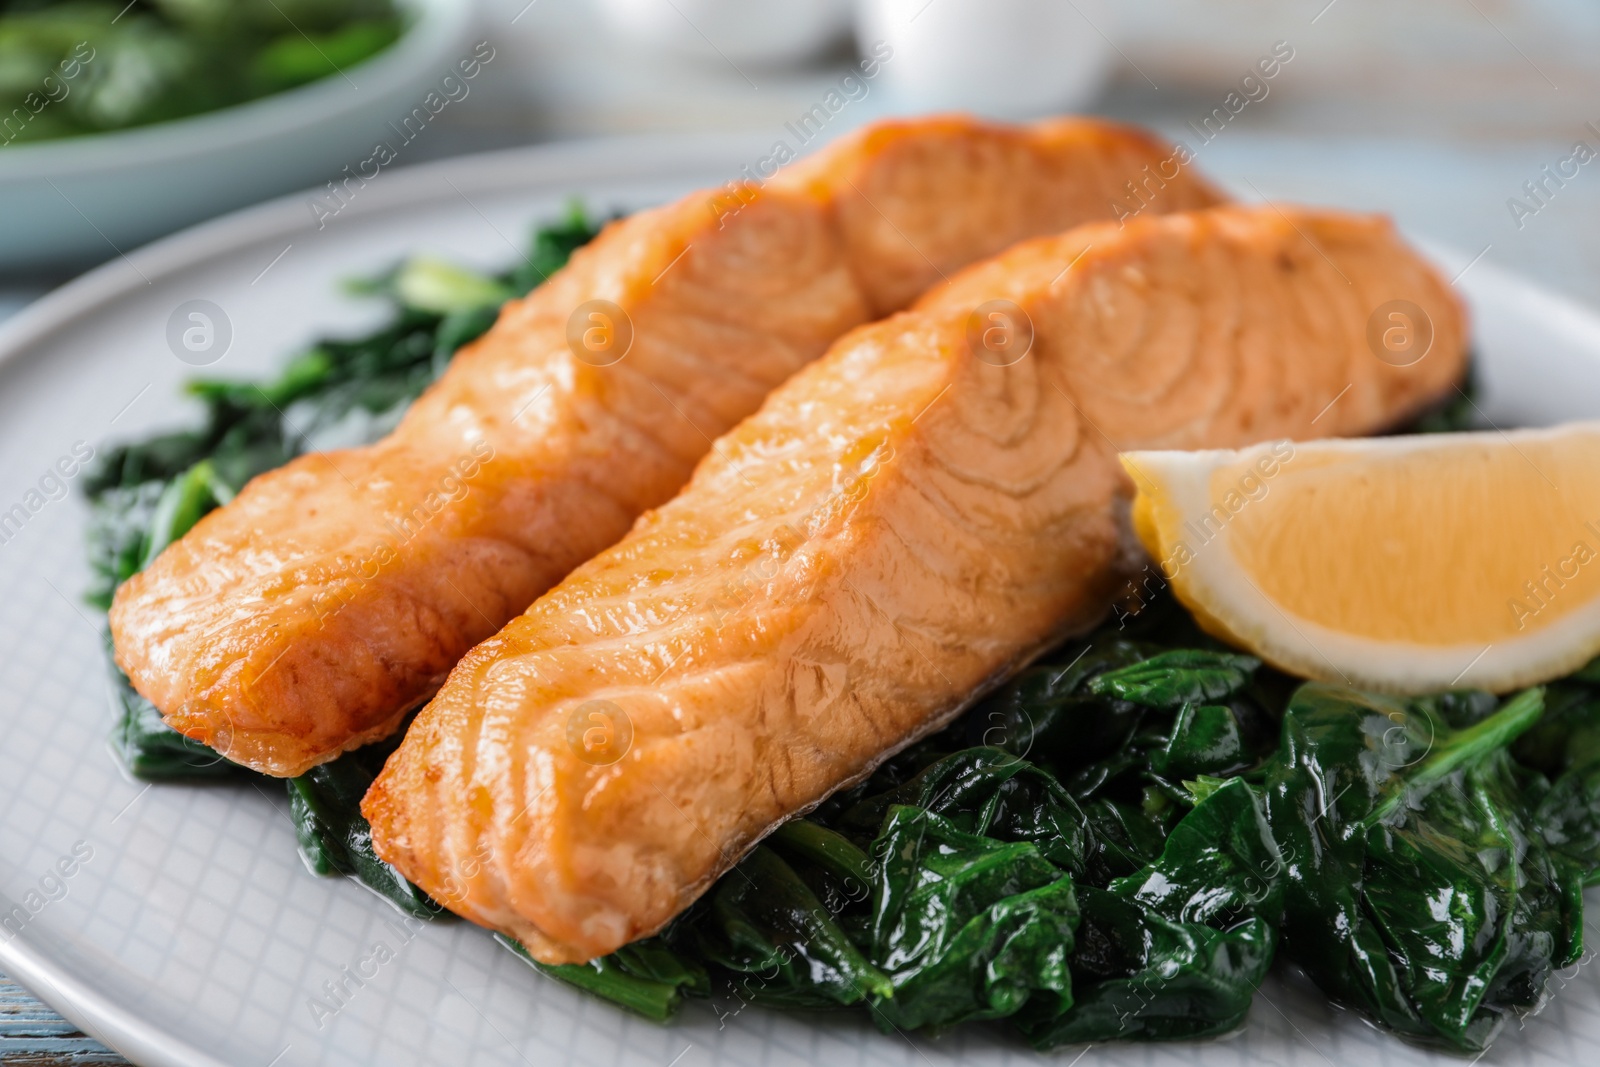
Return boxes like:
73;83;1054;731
0;977;128;1065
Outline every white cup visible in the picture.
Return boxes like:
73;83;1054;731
856;0;1116;116
594;0;853;67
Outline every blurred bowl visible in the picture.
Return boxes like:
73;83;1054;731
857;0;1116;118
0;0;475;273
594;0;852;67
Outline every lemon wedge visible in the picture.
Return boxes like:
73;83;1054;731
1120;424;1600;693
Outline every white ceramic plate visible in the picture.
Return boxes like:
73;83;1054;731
0;0;474;272
1;134;1598;1067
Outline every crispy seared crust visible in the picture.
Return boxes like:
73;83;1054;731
109;115;1222;777
365;204;1468;962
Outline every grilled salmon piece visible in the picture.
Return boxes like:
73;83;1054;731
364;204;1468;963
109;116;1222;778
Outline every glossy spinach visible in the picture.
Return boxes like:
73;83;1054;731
550;630;1289;1043
83;254;1600;1061
500;935;708;1023
288;725;442;919
1261;684;1580;1052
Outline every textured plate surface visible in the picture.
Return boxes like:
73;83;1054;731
0;134;1597;1067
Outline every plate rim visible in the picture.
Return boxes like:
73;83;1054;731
0;127;784;1067
6;131;1600;1067
0;126;771;374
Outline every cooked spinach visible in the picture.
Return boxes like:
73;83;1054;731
493;624;1287;1045
1019;776;1280;1046
499;935;708;1023
1515;681;1600;884
523;609;1600;1051
866;806;1077;1031
108;657;238;780
711;626;1282;1046
83;241;1600;1056
288;725;443;920
1261;684;1581;1052
687;840;894;1010
1088;649;1262;708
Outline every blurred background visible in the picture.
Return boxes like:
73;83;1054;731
0;0;1597;1060
1;0;1598;309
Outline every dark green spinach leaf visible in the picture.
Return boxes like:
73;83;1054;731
865;805;1078;1031
1020;776;1281;1047
1089;650;1261;709
499;934;707;1022
1261;684;1575;1052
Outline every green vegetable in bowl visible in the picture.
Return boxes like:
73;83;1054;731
0;0;404;146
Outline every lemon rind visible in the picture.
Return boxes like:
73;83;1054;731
1121;426;1600;694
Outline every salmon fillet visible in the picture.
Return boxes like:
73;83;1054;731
364;204;1468;963
109;116;1222;777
